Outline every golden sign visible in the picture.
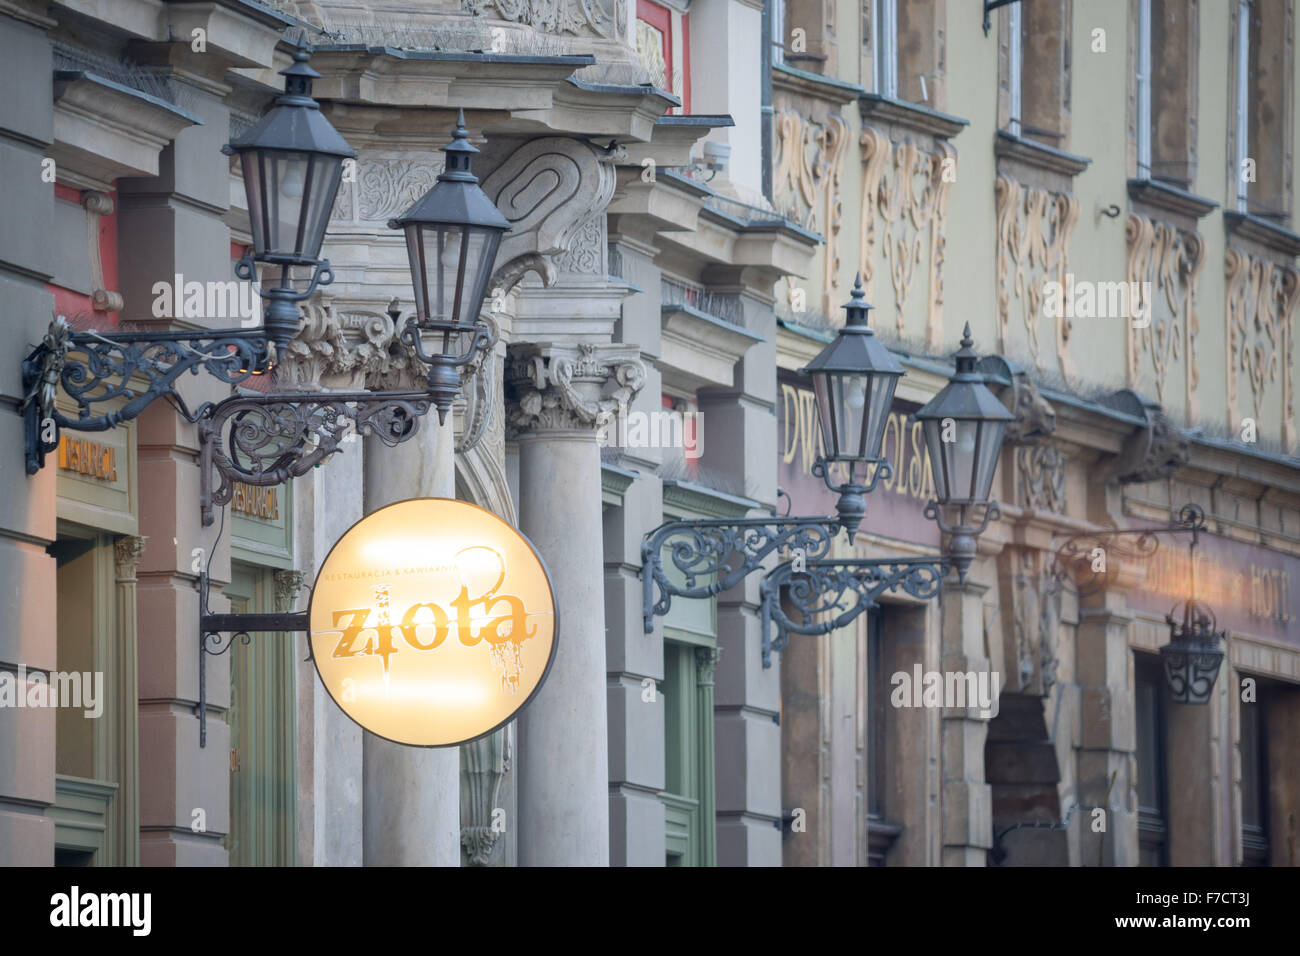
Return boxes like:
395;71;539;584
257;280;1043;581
57;436;117;482
231;483;278;520
309;498;557;747
780;383;934;501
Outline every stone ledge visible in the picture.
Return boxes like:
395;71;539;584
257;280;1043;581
860;94;968;140
1224;210;1300;258
1127;178;1218;220
995;130;1090;177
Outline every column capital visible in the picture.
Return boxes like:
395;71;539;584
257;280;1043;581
506;342;646;436
113;535;148;583
274;569;306;614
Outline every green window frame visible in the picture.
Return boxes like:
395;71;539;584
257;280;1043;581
224;563;297;866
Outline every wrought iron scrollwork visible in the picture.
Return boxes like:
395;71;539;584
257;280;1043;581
198;389;433;526
21;316;280;473
759;557;946;667
641;516;842;633
1050;502;1205;596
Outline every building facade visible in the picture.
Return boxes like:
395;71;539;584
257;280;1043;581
0;0;1295;868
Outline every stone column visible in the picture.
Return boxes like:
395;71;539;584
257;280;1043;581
507;342;645;866
361;411;461;866
111;535;147;866
940;579;994;866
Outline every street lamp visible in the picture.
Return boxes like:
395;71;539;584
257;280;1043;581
915;323;1014;581
1161;532;1225;704
389;110;511;422
21;37;357;474
224;41;355;356
801;275;904;535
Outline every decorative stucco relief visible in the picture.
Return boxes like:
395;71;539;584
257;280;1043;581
463;0;626;39
1125;214;1205;420
332;156;443;225
994;175;1079;379
859;128;953;345
483;137;620;291
774;109;848;309
1225;247;1300;449
1016;442;1066;514
506;342;646;434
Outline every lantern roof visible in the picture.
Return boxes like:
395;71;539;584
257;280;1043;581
915;324;1015;423
388;110;512;232
799;275;904;379
224;41;355;159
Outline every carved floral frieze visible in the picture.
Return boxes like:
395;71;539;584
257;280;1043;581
463;0;626;40
994;175;1080;379
1225;247;1300;449
1126;214;1205;420
774;109;849;312
860;128;954;346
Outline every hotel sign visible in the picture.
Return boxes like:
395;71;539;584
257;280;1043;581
308;498;558;747
779;373;940;546
1127;530;1300;647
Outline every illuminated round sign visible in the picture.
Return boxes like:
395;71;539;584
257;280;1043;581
308;497;557;747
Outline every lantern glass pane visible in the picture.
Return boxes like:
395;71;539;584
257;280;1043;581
862;371;896;461
971;419;1006;503
812;373;837;457
408;224;502;330
922;417;948;501
941;419;979;502
242;150;342;261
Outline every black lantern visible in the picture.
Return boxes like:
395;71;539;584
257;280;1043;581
916;323;1013;507
224;39;355;352
389;110;511;422
1160;534;1225;704
800;275;904;533
915;324;1012;581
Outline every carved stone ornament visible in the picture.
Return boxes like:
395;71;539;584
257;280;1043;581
1098;388;1190;484
774;110;849;311
860;128;955;345
1005;548;1060;697
975;354;1057;446
1016;443;1066;514
506;342;647;434
1225;246;1300;449
483;137;621;293
460;725;511;866
1126;214;1206;421
995;175;1080;378
463;0;627;40
113;535;147;582
274;569;305;613
278;299;402;391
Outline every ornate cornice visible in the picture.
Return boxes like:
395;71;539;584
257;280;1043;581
1126;179;1218;221
994;130;1091;178
506;342;646;435
859;94;969;140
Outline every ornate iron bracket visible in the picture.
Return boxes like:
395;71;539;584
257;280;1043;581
196;570;307;748
1049;502;1205;597
759;557;946;667
20;316;283;474
198;389;434;526
641;515;843;633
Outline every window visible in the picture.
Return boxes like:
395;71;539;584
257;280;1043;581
771;0;786;67
1233;0;1293;218
875;0;898;98
636;0;690;113
660;501;720;867
1001;0;1071;147
1240;691;1269;865
224;564;297;866
1134;0;1198;186
1135;654;1169;866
